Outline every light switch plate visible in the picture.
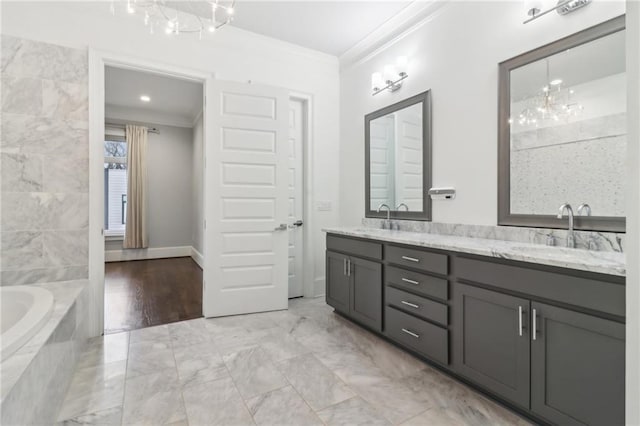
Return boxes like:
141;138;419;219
316;201;332;211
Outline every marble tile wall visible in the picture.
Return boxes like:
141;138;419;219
510;113;626;217
362;218;625;252
0;36;89;285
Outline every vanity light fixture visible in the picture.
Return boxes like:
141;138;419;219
140;95;151;102
524;0;591;24
112;0;236;38
371;56;409;96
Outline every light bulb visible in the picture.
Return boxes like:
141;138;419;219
396;56;408;76
371;72;384;91
165;26;173;34
168;20;175;28
550;79;563;86
208;24;216;32
140;95;150;102
524;0;542;17
383;65;397;83
227;6;234;15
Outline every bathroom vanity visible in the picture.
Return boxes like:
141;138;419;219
324;228;625;426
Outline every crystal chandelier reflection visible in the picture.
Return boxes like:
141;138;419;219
114;0;236;37
514;59;583;127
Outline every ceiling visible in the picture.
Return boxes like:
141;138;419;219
105;66;203;125
170;1;413;56
510;30;625;100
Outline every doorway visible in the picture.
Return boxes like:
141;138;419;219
288;97;306;299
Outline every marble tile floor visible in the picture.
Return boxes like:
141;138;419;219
56;297;531;426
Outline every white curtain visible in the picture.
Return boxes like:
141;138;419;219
123;125;149;249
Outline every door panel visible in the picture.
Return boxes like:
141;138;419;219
204;80;289;317
454;283;530;409
288;99;304;298
349;257;382;331
531;302;625;426
326;251;349;313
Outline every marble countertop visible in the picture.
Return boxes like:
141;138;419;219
323;227;625;277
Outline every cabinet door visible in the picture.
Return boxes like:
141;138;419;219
349;256;382;331
326;251;350;313
531;302;625;426
454;283;530;408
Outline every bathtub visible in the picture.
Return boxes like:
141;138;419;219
1;285;54;361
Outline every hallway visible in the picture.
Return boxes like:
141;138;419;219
104;257;203;334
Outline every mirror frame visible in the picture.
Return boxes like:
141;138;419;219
365;90;432;221
498;15;626;232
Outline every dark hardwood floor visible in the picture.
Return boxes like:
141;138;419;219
104;257;203;335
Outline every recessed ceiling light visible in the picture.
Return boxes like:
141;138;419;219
550;79;563;86
140;95;151;102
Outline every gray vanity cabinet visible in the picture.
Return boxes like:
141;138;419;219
325;238;383;332
349;257;383;331
454;283;531;409
530;302;625;426
326;251;350;314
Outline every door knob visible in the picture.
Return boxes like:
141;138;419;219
288;220;304;228
274;223;288;231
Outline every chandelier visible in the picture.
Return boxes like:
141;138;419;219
114;0;236;37
513;59;583;127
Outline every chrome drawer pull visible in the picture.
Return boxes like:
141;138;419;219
401;278;419;285
401;301;419;309
532;308;537;341
401;328;420;338
401;255;420;263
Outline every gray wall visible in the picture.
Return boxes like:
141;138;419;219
191;114;204;254
105;123;194;251
0;36;89;286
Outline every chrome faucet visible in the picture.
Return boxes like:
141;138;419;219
557;203;575;248
396;203;409;211
377;203;391;229
577;203;591;216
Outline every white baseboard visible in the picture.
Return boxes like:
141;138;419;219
105;246;192;262
313;276;325;298
191;247;204;269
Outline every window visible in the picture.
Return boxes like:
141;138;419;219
104;139;127;236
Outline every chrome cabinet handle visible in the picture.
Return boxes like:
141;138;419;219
401;278;419;285
343;258;347;275
347;260;351;277
274;223;287;231
401;256;420;263
532;309;537;341
518;305;523;337
401;328;420;338
401;301;419;309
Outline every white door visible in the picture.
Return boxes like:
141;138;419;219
203;80;289;317
288;99;304;298
394;106;423;211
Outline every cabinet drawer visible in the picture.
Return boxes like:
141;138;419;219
386;286;448;326
385;306;448;365
386;265;448;301
327;234;382;260
386;245;448;275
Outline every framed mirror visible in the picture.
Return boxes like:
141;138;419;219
498;16;626;232
365;90;432;220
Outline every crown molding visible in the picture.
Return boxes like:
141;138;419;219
105;104;196;129
339;0;450;71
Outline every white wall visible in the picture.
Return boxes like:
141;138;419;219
191;113;204;255
339;1;626;226
626;1;640;424
1;1;340;292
